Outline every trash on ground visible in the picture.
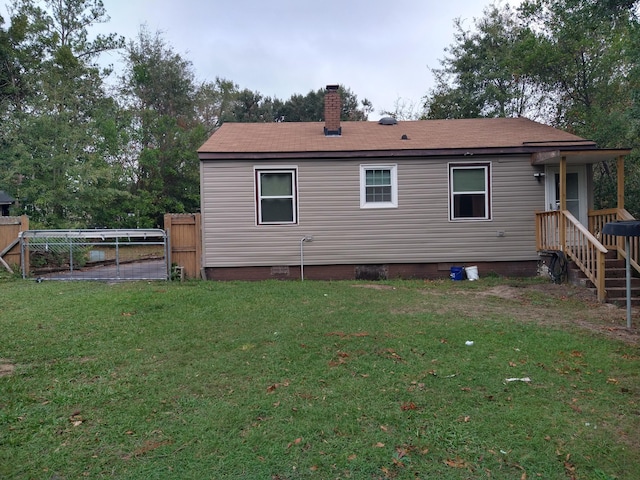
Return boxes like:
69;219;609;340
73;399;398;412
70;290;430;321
505;377;531;383
465;341;474;346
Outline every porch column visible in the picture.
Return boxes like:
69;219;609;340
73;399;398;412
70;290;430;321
559;156;567;250
617;155;625;211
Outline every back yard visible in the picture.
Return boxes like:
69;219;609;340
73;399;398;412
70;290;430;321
0;277;638;479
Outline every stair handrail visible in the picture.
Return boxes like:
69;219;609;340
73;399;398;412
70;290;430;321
562;211;608;301
537;210;607;301
614;209;640;275
590;208;640;276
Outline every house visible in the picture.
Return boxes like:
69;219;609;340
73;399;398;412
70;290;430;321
198;85;633;300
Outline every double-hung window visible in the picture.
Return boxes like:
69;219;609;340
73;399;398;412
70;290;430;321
449;163;491;221
360;165;398;209
255;168;298;224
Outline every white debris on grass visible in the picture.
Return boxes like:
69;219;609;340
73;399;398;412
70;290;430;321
505;377;531;383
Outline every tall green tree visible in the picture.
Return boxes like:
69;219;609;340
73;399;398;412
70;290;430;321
519;0;640;214
195;77;239;135
424;0;640;215
121;27;206;227
424;4;543;119
274;85;373;122
518;0;638;142
0;0;126;227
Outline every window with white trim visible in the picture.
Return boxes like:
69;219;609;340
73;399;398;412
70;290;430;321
255;168;298;224
449;163;491;221
360;165;398;209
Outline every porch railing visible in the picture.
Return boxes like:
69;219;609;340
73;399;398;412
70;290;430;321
589;208;640;275
536;210;607;301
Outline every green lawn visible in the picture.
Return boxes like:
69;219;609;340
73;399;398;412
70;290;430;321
0;277;638;479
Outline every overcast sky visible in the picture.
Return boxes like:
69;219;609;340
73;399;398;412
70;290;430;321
1;0;522;119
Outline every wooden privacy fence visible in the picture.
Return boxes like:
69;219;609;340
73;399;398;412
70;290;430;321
164;213;202;279
0;215;28;273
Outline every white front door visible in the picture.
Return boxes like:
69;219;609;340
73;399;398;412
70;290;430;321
545;165;588;226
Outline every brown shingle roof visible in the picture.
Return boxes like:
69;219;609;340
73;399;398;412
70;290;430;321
198;117;594;159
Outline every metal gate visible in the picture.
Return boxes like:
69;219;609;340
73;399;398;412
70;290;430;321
20;229;169;281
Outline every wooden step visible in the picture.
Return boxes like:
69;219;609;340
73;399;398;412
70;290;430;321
566;257;640;306
605;277;640;289
604;289;640;307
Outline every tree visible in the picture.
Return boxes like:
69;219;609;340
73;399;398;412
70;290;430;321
424;4;543;119
0;0;126;227
424;0;640;215
195;77;239;135
380;97;425;121
518;0;638;140
120;27;205;227
274;85;373;122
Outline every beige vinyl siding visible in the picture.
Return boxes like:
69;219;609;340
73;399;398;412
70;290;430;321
200;156;545;267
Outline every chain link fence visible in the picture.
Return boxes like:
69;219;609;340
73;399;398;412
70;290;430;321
20;229;169;281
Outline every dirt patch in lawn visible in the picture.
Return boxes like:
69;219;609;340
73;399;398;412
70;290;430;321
355;281;640;345
0;360;15;377
473;283;640;345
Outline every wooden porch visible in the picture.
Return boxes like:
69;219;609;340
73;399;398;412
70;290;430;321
535;154;638;302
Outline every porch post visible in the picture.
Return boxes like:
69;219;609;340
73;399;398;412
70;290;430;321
617;155;625;211
559;156;567;250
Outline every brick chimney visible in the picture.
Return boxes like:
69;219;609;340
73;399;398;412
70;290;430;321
324;84;341;136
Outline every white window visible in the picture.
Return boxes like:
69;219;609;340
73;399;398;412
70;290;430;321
360;165;398;209
449;163;491;221
255;168;298;224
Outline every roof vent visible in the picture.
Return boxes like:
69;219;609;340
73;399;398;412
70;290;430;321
378;117;398;126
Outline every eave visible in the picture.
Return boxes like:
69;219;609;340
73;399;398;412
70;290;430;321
531;148;632;166
199;145;616;161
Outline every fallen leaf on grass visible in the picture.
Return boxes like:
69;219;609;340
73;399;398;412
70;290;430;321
445;457;469;469
69;412;84;427
348;454;357;461
326;331;347;337
400;402;417;411
132;440;172;458
564;460;577;480
287;437;302;449
267;380;290;393
328;357;347;367
375;442;385;448
607;378;619;385
379;348;404;362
